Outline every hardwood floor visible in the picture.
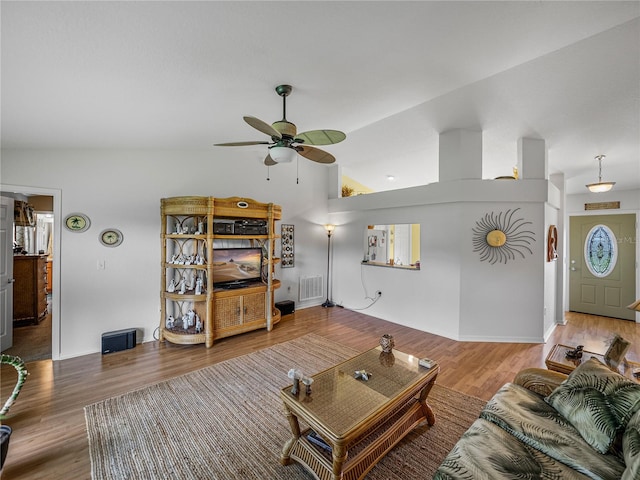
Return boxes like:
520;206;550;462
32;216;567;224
1;306;638;479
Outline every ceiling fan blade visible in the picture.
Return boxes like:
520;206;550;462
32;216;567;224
295;129;346;146
214;141;271;146
243;116;282;139
264;154;277;166
297;145;335;164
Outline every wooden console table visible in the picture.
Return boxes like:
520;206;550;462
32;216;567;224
280;346;439;480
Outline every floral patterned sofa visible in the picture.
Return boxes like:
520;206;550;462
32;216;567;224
434;357;640;480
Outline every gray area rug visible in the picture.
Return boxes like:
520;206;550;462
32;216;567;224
85;334;485;479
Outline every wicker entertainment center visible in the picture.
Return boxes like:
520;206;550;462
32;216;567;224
159;196;282;348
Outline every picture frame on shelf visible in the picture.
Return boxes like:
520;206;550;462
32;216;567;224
604;334;631;369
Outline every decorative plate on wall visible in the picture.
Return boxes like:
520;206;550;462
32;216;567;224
99;228;124;247
64;213;91;232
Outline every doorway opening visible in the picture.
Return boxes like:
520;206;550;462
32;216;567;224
0;185;61;361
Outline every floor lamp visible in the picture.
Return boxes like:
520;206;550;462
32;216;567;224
322;224;335;308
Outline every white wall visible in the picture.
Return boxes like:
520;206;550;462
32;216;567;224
1;148;332;358
329;179;558;342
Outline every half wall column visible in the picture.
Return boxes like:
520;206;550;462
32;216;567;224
438;129;483;182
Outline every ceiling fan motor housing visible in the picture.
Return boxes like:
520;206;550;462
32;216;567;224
272;120;297;138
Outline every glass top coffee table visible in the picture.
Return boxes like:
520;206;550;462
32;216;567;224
280;345;439;480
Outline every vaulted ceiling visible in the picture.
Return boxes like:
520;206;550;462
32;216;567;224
2;1;639;195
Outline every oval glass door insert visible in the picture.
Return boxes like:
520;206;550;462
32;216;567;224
584;224;617;277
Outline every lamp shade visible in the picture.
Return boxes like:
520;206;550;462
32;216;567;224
269;146;297;163
586;181;615;193
586;155;615;193
627;299;640;311
324;224;335;235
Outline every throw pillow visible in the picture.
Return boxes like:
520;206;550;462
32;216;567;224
545;357;640;454
622;408;640;480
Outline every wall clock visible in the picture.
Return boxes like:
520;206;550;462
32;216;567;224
64;213;91;232
99;228;124;247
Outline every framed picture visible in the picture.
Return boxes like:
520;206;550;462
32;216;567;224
604;334;631;369
281;224;294;268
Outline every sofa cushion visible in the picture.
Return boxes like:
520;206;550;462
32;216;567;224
433;417;591;480
545;357;640;454
481;382;625;480
622;408;640;480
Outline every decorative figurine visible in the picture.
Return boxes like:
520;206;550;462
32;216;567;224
195;277;203;295
167;279;176;293
380;334;395;354
166;315;175;329
182;314;189;330
195;315;202;333
188;274;195;291
288;369;304;396
179;277;186;294
565;345;584;359
302;376;314;395
187;309;195;327
355;370;372;381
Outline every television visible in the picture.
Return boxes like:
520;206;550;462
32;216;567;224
213;247;263;287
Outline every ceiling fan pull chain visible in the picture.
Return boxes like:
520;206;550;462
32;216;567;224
296;157;299;184
267;165;270;181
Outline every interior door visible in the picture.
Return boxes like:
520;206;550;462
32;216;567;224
0;196;15;351
569;214;636;320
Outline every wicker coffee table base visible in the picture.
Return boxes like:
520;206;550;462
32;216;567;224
281;377;437;480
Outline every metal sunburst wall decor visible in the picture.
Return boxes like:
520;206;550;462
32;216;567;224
472;208;536;264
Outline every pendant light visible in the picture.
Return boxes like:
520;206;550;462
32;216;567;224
586;155;615;193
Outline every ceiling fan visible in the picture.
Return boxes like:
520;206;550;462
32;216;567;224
214;85;346;166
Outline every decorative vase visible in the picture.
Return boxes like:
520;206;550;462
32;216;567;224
379;334;395;354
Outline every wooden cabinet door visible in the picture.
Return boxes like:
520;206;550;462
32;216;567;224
242;292;266;323
214;296;241;330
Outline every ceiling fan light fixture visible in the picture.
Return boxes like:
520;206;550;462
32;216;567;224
586;154;615;193
269;146;297;163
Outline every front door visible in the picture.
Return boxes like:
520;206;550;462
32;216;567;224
569;214;636;320
0;196;14;351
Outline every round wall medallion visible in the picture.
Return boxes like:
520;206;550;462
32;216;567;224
64;213;91;232
99;228;124;247
472;208;536;264
486;230;507;247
